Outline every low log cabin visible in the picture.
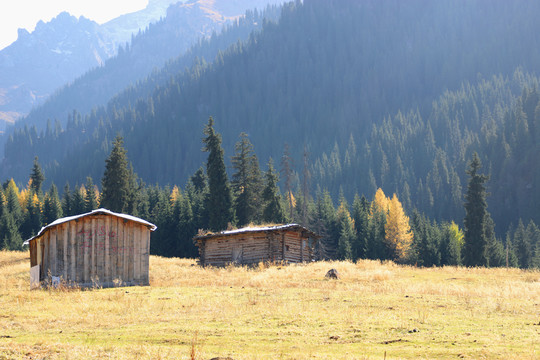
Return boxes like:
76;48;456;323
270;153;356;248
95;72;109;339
24;209;157;289
194;224;320;266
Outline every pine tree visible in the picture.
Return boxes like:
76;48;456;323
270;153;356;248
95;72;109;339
202;117;234;231
315;190;337;260
440;221;463;265
485;213;505;267
84;177;99;212
262;159;286;224
22;191;42;239
410;210;441;266
43;184;63;225
352;194;369;260
101;135;131;213
61;183;72;216
526;221;540;268
71;185;86;215
463;153;490;267
514;219;531;268
190;167;207;194
29;156;45;196
231;133;263;226
336;199;354;260
0;187;5;219
174;192;197;258
1;211;23;250
4;179;23;226
281;143;295;221
365;188;389;260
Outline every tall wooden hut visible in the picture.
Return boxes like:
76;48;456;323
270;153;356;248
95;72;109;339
194;224;320;267
24;209;157;288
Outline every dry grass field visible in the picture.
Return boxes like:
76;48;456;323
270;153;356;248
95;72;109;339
0;250;539;359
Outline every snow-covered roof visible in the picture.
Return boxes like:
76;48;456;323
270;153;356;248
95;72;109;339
24;208;157;245
194;223;319;239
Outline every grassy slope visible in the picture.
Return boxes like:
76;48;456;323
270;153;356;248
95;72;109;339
0;250;538;359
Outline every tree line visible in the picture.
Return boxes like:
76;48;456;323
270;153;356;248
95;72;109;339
3;1;540;243
2;118;539;269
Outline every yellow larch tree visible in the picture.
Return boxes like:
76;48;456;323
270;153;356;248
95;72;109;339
371;188;389;216
384;193;413;262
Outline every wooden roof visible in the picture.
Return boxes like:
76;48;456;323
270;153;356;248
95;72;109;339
194;224;320;240
24;208;157;245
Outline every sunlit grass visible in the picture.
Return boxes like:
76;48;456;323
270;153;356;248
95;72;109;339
0;250;538;359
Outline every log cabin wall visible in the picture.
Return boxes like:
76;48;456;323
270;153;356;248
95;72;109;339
201;232;272;267
197;226;317;267
31;214;151;288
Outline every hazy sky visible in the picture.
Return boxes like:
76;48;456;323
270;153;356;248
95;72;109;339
0;0;148;50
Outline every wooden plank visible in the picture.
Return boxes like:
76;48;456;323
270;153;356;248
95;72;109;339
85;218;92;283
127;223;134;282
42;233;49;280
119;219;127;282
96;216;104;283
110;216;118;283
30;265;40;289
70;221;76;282
76;219;84;283
133;226;141;282
104;215;110;283
63;224;68;279
38;238;45;281
30;240;37;267
50;227;57;276
143;227;150;285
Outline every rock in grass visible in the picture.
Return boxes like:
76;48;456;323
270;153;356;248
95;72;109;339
325;268;339;279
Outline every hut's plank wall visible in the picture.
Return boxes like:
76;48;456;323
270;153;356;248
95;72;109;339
33;214;150;287
198;229;315;267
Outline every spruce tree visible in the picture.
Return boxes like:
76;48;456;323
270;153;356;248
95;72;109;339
71;184;86;215
202;117;234;231
231;133;263;226
61;183;72;216
22;191;42;239
43;184;63;225
336;199;354;260
30;156;45;196
1;212;23;250
315;190;338;259
101;135;131;213
281;144;295;221
440;221;463;266
85;177;99;212
352;194;369;260
5;179;23;226
262;159;286;224
514;219;531;268
463;153;490;267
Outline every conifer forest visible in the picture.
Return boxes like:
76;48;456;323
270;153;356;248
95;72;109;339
1;0;539;268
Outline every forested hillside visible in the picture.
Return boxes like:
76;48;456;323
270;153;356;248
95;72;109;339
2;0;540;241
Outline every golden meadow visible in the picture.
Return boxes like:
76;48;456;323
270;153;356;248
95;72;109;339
0;250;538;359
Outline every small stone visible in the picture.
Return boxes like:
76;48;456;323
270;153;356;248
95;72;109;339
325;268;340;279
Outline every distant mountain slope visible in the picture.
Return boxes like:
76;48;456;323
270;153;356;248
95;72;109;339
0;0;283;132
5;0;284;134
0;0;181;131
0;12;115;126
100;0;183;46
